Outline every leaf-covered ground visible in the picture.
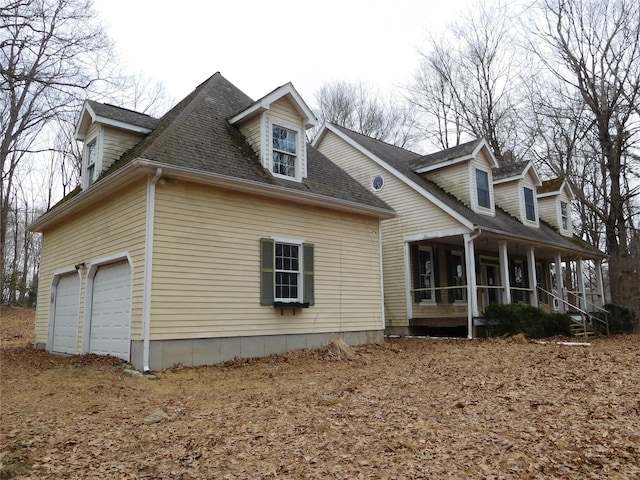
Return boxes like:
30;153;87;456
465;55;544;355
1;306;639;479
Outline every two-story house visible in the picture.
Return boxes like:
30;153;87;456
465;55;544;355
30;73;395;371
313;124;606;337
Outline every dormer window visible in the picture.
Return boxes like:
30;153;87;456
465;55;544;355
476;169;491;208
86;139;97;186
524;187;536;221
272;126;297;179
561;201;569;230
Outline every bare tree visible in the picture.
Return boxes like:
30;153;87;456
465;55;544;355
408;1;528;160
530;0;640;305
1;0;114;300
314;80;420;150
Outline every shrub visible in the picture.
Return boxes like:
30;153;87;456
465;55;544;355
594;304;638;334
482;303;573;339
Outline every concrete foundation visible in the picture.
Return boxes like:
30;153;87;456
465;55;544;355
130;329;384;371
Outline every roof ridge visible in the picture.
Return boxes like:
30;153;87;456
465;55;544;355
330;123;422;157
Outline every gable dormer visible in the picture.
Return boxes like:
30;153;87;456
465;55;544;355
492;160;542;228
75;100;159;189
408;138;499;217
229;83;316;183
537;178;574;237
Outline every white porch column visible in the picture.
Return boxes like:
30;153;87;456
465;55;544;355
576;259;587;311
499;241;511;304
555;254;565;312
527;246;538;308
464;232;479;339
595;259;606;308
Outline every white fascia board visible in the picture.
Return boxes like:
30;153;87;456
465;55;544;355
475;139;500;168
524;162;543;186
320;124;474;230
94;116;154;135
29;158;395;232
404;226;471;243
74;101;96;141
537;180;574;200
413;155;472;174
230;83;317;128
75;101;153;140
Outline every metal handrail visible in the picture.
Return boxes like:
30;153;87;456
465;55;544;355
537;286;609;335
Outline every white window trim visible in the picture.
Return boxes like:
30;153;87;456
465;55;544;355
522;186;539;227
82;130;103;189
269;119;303;182
471;166;495;215
418;245;437;306
271;236;304;303
559;199;572;235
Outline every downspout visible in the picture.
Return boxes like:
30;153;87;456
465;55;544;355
378;225;386;331
465;228;482;339
142;168;162;372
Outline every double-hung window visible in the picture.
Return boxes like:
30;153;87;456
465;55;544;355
476;169;491;209
86;139;97;186
560;201;569;230
524;187;536;221
260;238;314;307
272;126;297;179
275;242;300;301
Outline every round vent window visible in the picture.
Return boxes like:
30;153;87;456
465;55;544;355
372;175;384;191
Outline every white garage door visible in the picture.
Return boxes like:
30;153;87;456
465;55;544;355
52;273;80;354
89;262;132;361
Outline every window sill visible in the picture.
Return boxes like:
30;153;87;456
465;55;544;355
419;301;437;306
273;301;310;315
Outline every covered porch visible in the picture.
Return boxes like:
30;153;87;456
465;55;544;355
405;229;607;338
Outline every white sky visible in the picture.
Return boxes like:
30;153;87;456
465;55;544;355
93;0;473;107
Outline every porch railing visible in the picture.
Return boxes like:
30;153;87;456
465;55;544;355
537;286;609;335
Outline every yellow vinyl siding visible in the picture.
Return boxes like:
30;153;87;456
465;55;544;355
150;180;383;339
238;116;262;158
316;131;466;328
424;162;471;207
495;173;540;225
539;192;572;236
35;179;148;351
269;97;301;125
101;127;146;173
494;182;520;218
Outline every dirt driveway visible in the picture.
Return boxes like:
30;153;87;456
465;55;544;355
1;306;639;479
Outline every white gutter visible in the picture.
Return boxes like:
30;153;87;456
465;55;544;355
30;158;395;232
378;224;386;330
142;168;162;372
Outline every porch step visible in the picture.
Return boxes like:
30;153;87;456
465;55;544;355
570;319;598;338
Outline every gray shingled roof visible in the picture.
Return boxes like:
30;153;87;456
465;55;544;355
86;100;160;130
101;73;391;212
538;177;565;194
330;125;602;256
493;160;530;181
407;138;484;171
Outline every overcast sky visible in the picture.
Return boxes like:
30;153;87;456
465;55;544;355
93;0;474;106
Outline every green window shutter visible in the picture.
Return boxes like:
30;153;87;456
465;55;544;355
260;238;274;306
303;243;314;306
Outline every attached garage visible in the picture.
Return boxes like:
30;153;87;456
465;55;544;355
51;273;80;354
88;261;132;361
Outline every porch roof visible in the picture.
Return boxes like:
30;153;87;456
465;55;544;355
327;125;605;260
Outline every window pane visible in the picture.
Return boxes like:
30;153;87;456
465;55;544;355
476;170;490;208
273;127;296;153
275;243;300;300
524;187;535;221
